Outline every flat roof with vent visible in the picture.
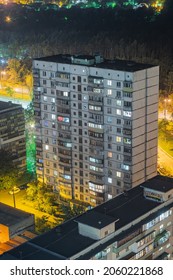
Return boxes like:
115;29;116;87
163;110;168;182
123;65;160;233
76;211;115;229
141;175;173;193
34;54;155;72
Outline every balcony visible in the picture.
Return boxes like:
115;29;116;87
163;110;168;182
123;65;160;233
57;107;70;115
33;78;40;87
123;129;132;136
33;86;41;93
123;82;133;92
88;76;104;85
87;86;104;94
58;141;72;149
88;105;103;113
155;252;170;260
58;133;71;140
154;230;170;248
56;82;69;90
88;96;103;105
58;149;71;158
59;157;71;165
89;139;104;148
89;174;105;184
56;90;70;99
57;100;70;107
56;72;70;81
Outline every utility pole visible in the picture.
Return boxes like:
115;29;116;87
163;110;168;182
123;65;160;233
12;188;16;208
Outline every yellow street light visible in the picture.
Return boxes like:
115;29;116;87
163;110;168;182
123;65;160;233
5;16;11;23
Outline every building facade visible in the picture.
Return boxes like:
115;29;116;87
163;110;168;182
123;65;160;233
33;54;159;206
0;101;26;169
1;176;173;260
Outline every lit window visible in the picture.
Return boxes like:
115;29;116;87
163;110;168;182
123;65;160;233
63;91;68;96
121;164;129;171
54;171;58;176
45;145;49;150
43;96;47;101
123;111;132;117
108;194;112;199
116;171;121;177
52;114;56;120
108;152;112;158
124;138;131;144
88;123;103;129
107;89;112;95
116;136;121;142
57;116;70;123
107;80;112;86
44;120;48;127
116;100;121;106
116;109;121;115
51;98;55;103
108;177;112;183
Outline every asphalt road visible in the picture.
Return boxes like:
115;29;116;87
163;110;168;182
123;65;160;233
158;146;173;175
0;189;26;208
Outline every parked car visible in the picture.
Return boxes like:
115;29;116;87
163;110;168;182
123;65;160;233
19;184;28;190
8;187;20;195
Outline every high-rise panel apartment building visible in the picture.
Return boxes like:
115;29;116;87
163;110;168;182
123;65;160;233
0;101;26;169
33;54;159;206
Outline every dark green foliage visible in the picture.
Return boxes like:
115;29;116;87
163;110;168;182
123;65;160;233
60;203;86;221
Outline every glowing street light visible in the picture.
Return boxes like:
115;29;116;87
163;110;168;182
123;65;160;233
5;16;11;23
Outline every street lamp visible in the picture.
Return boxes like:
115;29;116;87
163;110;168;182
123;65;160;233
12;187;16;208
164;98;171;120
0;70;6;89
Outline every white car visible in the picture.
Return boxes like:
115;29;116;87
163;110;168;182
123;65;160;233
9;187;20;195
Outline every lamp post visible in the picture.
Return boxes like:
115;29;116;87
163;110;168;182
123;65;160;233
12;188;16;208
164;98;171;120
0;70;6;89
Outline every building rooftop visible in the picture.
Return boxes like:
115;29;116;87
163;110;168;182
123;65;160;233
0;203;33;227
34;54;155;72
141;175;173;193
76;211;115;229
0;101;22;113
1;175;173;260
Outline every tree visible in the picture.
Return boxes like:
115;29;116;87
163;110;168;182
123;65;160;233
0;150;20;190
6;59;31;85
25;74;33;97
35;216;52;234
5;86;15;98
60;203;86;221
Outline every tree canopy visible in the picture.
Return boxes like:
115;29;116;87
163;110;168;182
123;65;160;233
0;150;20;190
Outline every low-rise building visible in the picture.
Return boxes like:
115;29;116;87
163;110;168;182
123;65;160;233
1;175;173;260
0;101;26;169
0;203;35;244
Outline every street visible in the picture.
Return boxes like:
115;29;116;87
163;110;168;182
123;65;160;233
0;189;58;223
158;146;173;175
